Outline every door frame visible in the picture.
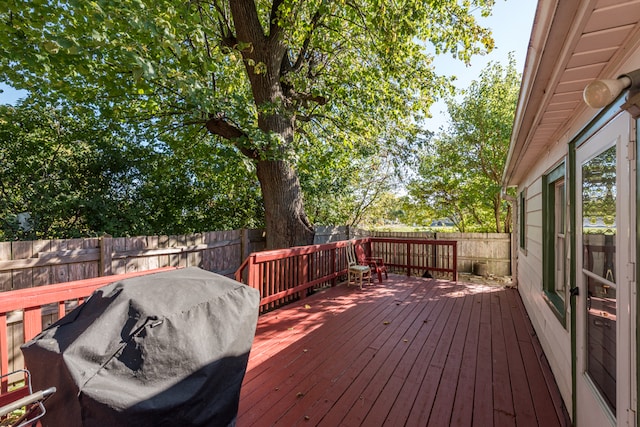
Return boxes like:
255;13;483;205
571;108;636;426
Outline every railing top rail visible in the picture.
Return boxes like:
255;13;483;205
0;267;176;313
238;237;458;270
370;237;457;245
251;238;370;262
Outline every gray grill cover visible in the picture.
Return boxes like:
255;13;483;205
21;267;260;427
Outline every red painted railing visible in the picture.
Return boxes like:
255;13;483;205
235;237;457;312
370;238;458;280
0;267;175;394
235;239;355;312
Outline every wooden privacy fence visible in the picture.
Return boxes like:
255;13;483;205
0;229;266;291
235;237;457;312
0;229;265;382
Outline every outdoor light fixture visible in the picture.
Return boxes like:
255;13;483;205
584;69;640;118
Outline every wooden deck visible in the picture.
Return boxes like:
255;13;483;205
238;274;570;427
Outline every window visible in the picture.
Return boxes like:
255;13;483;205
519;190;526;250
543;162;567;323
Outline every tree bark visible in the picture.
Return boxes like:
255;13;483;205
494;194;501;233
256;159;314;248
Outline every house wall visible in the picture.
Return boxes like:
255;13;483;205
517;135;574;413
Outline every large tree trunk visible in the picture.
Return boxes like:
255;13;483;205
221;0;316;249
256;159;314;249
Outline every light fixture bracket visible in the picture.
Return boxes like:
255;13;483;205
621;90;640;119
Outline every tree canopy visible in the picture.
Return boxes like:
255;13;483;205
0;99;263;240
1;0;496;247
408;54;520;232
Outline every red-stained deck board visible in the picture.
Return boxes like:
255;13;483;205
404;289;467;425
449;291;482;427
240;282;422;425
491;292;517;426
305;284;443;426
499;288;538;427
361;282;455;426
238;275;570;427
508;290;572;426
382;291;459;426
474;292;494;427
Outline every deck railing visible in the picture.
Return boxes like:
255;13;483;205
235;237;457;312
0;267;175;393
371;238;458;279
0;237;457;396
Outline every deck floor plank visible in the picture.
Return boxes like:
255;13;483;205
241;286;413;425
450;291;482;427
363;283;455;426
238;275;570;427
473;292;494;427
325;284;441;426
382;289;459;426
491;291;517;426
312;282;438;426
499;287;538;427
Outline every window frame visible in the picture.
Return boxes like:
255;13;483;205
519;189;527;250
542;161;567;326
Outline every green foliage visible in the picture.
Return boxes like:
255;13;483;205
408;54;520;232
0;99;263;240
0;0;497;244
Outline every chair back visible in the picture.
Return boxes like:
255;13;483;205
346;242;358;267
354;243;367;264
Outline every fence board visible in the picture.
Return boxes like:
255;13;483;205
0;243;11;291
100;236;113;276
11;241;32;289
50;239;70;284
32;240;51;290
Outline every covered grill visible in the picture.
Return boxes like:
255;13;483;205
22;267;260;427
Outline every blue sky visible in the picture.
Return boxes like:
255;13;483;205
0;0;537;126
425;0;537;131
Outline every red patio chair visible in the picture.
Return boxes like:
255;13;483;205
354;243;388;283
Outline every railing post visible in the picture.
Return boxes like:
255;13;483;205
0;313;7;393
431;242;437;274
300;254;309;298
331;248;337;287
247;255;259;294
453;241;458;282
406;242;411;277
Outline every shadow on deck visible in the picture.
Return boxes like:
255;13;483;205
238;274;571;426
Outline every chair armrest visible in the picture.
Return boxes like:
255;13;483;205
364;257;385;266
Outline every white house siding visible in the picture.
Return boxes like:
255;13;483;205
516;138;574;414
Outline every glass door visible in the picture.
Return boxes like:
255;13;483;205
575;113;634;427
